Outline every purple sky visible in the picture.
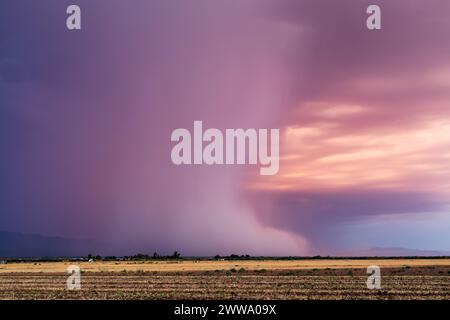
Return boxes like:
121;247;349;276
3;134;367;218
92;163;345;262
0;0;449;255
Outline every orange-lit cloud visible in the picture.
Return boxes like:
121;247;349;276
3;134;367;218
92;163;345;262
251;116;450;194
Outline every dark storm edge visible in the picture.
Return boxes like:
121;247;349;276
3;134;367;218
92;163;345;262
0;300;448;319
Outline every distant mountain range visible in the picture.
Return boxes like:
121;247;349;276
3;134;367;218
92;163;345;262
342;247;450;257
0;231;107;258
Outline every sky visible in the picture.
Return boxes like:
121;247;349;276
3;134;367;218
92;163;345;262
0;0;449;256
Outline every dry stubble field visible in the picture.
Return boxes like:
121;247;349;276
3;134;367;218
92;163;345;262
0;259;449;300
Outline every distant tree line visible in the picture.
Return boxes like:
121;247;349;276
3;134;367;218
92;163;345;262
87;251;182;261
214;254;251;260
2;254;449;263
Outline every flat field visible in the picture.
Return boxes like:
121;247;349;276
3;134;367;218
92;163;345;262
0;259;448;299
